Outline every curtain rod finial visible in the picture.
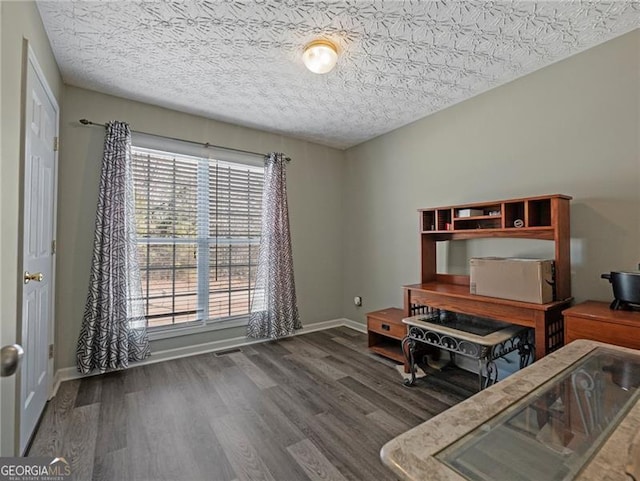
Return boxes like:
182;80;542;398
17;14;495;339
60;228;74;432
79;118;90;125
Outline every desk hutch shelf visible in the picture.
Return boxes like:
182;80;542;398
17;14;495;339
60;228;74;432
404;194;572;359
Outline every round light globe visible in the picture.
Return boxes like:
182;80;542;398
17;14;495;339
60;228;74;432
302;40;338;74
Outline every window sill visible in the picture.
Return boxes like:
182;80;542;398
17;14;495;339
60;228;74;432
148;316;249;341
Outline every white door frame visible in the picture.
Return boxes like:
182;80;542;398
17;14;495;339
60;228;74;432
16;42;59;454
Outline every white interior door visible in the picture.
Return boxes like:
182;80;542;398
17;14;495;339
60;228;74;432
20;48;58;455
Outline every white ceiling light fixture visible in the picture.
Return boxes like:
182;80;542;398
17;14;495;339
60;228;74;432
302;40;338;74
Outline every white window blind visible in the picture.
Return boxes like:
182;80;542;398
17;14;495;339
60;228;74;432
131;145;263;330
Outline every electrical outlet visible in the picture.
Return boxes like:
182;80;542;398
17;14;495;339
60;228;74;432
354;296;362;307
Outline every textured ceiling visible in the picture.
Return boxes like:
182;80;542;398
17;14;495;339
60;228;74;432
37;1;639;149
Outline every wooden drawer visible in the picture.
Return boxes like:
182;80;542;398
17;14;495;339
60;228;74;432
565;316;640;350
563;301;640;351
367;317;406;340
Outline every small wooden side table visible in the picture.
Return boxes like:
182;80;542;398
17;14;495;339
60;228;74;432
563;301;640;350
367;308;407;366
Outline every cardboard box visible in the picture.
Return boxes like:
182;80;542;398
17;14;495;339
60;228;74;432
470;257;554;304
458;208;484;218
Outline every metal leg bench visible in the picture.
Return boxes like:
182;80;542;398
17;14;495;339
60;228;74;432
401;312;534;391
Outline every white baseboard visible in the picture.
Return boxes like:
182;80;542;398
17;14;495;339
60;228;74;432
50;370;63;398
52;318;365;394
342;318;366;333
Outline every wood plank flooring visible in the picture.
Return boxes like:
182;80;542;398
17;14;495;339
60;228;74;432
29;327;477;481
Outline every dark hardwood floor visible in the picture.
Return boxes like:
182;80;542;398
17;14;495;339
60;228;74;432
29;327;477;481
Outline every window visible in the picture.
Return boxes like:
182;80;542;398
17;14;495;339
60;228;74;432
131;138;263;335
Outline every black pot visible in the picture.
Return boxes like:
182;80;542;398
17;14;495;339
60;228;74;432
601;271;640;310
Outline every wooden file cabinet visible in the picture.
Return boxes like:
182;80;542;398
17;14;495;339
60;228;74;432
563;301;640;350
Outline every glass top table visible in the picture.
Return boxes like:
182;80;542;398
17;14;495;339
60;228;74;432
437;347;640;481
401;312;534;391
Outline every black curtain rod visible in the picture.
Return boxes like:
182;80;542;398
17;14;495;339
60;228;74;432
78;119;290;161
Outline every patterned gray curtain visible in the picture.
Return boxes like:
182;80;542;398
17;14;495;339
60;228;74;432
248;152;301;339
76;121;150;374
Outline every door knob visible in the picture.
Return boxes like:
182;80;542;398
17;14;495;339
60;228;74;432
1;344;24;377
24;271;44;284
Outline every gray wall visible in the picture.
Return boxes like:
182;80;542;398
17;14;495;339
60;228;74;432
342;30;640;323
0;0;62;456
56;86;345;369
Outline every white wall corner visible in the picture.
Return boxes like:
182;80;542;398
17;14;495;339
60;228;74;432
341;318;367;333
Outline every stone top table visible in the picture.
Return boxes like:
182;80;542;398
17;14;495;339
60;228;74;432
402;313;533;391
381;340;640;481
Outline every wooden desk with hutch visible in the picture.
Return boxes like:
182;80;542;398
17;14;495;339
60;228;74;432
404;194;573;360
